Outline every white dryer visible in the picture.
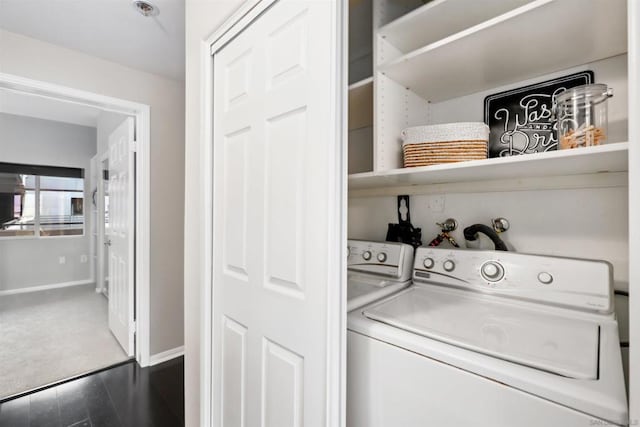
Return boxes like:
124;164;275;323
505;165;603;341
347;247;628;426
347;240;413;312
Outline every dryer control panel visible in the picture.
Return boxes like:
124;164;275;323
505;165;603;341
413;247;613;314
348;240;414;281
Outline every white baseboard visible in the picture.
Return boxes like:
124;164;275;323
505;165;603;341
148;346;185;366
0;279;94;296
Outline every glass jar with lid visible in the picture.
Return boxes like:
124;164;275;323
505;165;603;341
554;83;613;149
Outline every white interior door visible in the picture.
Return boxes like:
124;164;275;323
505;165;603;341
107;117;135;356
210;0;345;425
98;156;110;296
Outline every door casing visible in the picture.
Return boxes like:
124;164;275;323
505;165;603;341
0;72;153;367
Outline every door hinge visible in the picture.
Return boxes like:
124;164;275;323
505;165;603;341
130;140;137;152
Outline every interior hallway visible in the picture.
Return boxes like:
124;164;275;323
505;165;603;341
0;284;128;399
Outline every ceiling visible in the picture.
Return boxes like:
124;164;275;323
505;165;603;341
0;0;185;80
0;88;103;127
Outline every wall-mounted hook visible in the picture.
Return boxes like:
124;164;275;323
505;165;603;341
385;195;422;248
436;218;458;232
492;217;510;233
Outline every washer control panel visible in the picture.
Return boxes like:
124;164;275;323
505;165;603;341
413;247;613;313
480;261;504;282
348;240;414;281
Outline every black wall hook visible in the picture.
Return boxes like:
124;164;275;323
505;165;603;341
386;195;422;249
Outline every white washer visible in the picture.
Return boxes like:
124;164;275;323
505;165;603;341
348;247;628;427
347;240;413;312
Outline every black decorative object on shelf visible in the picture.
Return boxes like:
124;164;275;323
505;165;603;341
484;71;594;158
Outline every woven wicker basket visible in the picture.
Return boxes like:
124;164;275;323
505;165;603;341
401;122;489;168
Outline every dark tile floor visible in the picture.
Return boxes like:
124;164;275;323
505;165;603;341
0;357;184;427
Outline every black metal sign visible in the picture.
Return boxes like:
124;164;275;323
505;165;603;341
484;71;593;157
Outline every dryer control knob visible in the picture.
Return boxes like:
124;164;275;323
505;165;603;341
377;252;387;263
362;251;372;261
423;257;435;269
443;260;455;272
481;261;504;282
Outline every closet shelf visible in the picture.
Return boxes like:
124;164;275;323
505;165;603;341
348;142;628;190
378;0;627;102
378;0;533;55
349;76;373;91
349;77;373;131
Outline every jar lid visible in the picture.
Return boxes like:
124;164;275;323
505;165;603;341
555;83;613;106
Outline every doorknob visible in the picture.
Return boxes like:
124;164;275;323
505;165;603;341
105;239;112;246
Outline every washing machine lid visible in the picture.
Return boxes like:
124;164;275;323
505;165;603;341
347;274;410;312
363;286;600;379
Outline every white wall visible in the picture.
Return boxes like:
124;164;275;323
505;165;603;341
0;112;96;291
349;187;629;289
0;29;185;356
184;1;245;425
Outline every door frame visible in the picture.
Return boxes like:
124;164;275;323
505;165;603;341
0;72;153;367
199;0;348;425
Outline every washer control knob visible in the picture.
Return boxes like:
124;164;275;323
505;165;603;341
481;261;504;282
377;252;387;263
362;251;372;261
423;257;435;269
538;272;553;285
443;260;455;272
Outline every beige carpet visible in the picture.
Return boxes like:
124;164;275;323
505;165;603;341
0;284;128;399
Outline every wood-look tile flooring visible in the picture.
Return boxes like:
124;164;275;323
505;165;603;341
0;357;184;427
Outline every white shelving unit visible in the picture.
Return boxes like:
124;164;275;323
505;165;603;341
349;141;628;190
363;0;629;174
349;76;374;91
348;77;374;174
348;0;425;174
349;0;373;85
348;0;374;174
378;0;533;56
348;77;373;131
379;0;627;102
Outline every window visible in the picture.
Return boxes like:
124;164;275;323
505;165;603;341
0;163;85;237
0;173;36;236
39;176;85;236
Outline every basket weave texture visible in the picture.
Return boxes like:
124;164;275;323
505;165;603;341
401;123;489;168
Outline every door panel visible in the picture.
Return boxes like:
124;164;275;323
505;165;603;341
261;339;304;427
266;10;307;88
222;316;248;427
211;0;344;425
107;117;135;356
223;128;250;280
264;107;305;297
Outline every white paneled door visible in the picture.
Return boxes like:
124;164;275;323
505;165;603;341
210;0;345;425
108;117;135;356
